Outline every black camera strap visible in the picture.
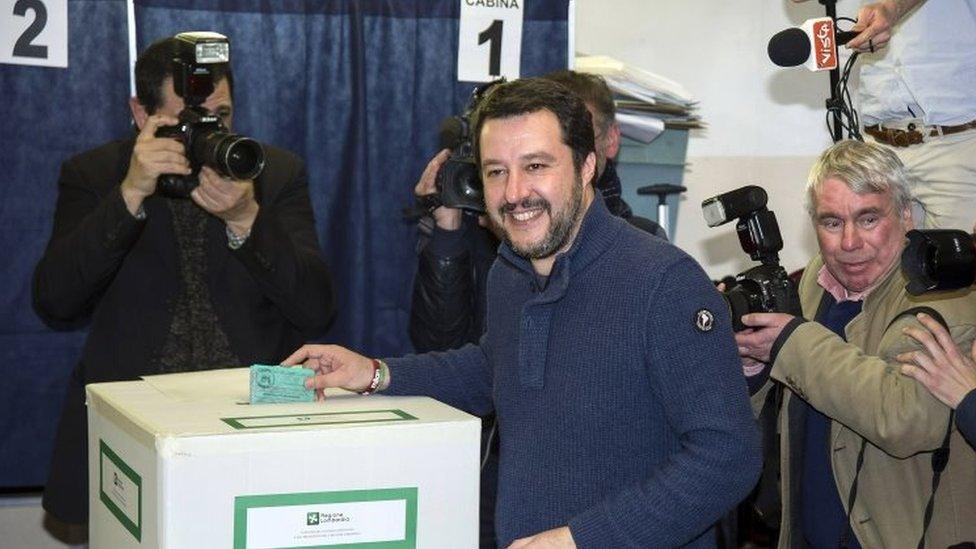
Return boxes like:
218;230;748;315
842;306;953;549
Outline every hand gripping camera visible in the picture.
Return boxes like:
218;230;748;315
155;32;266;198
901;229;976;295
417;79;507;215
702;185;802;331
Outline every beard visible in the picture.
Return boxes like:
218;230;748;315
499;174;584;260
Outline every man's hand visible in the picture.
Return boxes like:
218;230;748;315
191;166;260;237
507;526;575;549
846;0;923;52
734;313;795;364
121;114;191;215
897;313;976;409
282;344;378;399
415;148;463;231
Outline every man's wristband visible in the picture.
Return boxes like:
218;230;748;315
226;226;251;249
359;359;388;395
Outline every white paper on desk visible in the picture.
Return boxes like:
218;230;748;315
576;54;694;106
616;112;665;143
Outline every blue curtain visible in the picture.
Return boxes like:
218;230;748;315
0;0;567;487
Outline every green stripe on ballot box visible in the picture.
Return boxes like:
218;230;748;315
99;440;143;542
221;409;418;430
234;488;418;549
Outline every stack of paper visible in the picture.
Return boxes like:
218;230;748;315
576;55;703;143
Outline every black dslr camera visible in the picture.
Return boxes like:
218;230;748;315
702;185;802;331
418;79;506;215
155;32;265;198
901;229;976;295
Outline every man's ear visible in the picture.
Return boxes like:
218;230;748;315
129;97;149;131
582;151;597;187
605;121;621;160
902;203;916;230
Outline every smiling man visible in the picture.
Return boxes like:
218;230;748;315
735;140;976;548
284;78;760;548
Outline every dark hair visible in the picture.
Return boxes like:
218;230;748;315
473;77;595;175
135;36;234;114
542;70;615;133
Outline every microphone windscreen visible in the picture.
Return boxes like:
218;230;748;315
439;116;464;150
768;27;811;67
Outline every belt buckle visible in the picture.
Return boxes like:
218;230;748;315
886;127;922;147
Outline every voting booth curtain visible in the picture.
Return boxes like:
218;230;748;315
0;0;568;487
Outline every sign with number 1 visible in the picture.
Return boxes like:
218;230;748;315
457;0;523;83
1;0;68;68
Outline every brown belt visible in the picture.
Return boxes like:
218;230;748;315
864;120;976;147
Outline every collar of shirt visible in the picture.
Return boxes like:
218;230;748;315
816;265;871;303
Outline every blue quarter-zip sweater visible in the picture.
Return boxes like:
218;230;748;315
386;196;761;548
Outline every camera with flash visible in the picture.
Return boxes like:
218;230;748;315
702;185;801;331
155;32;266;198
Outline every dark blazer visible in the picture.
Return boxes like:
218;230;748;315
33;137;336;523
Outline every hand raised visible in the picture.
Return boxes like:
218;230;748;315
121;114;190;213
415;149;462;231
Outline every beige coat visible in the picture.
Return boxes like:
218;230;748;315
755;255;976;548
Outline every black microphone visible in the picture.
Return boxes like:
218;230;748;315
768;17;859;71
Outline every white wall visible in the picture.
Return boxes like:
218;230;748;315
576;0;861;277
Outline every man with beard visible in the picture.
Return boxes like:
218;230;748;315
284;78;760;548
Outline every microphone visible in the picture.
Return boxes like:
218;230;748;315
768;17;859;71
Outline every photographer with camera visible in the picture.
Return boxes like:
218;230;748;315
33;33;335;532
734;140;976;548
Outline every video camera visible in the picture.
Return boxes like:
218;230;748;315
901;229;976;295
416;79;506;215
155;31;266;198
702;185;802;331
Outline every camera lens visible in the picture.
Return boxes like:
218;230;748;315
200;133;266;180
902;229;976;295
222;136;265;180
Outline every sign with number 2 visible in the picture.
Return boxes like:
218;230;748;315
1;0;68;68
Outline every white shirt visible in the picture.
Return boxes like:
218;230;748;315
858;0;976;126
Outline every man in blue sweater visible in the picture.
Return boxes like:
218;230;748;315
285;78;761;548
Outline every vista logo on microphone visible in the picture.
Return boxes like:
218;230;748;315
768;16;852;71
812;18;838;70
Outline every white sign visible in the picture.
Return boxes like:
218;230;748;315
457;0;523;82
246;499;407;548
0;0;67;68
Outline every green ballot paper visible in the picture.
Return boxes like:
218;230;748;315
249;364;315;404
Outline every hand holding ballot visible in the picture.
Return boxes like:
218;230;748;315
282;344;387;397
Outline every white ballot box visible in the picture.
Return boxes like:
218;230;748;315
87;368;480;549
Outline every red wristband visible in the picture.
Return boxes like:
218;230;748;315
359;359;382;395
